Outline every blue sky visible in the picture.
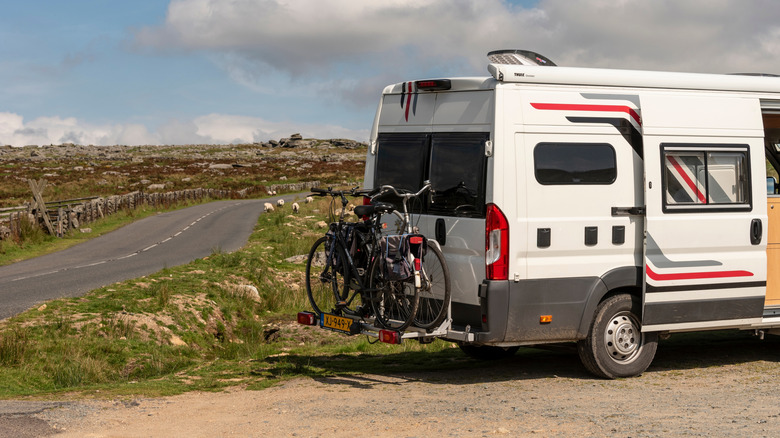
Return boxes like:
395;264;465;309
1;0;779;146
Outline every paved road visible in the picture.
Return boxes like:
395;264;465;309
0;195;300;320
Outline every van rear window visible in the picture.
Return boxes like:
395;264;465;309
375;133;428;192
374;132;489;218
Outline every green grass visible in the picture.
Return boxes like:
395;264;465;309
0;191;472;398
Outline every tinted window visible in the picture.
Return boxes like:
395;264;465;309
375;133;428;192
429;133;488;217
534;143;617;184
374;132;488;218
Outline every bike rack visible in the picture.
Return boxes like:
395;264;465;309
300;299;476;344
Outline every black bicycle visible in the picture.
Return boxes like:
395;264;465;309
304;187;388;319
305;184;451;332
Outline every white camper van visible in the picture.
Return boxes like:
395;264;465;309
360;50;780;378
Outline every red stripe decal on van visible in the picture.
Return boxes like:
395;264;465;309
646;265;753;281
531;103;641;125
666;155;707;203
404;82;412;121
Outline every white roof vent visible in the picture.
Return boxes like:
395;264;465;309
487;49;556;66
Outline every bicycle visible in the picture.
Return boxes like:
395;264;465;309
305;186;409;320
305;183;451;333
368;182;451;331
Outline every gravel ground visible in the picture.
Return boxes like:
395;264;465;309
3;331;779;437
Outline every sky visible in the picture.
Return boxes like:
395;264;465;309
1;0;780;147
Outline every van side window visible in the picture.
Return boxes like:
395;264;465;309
374;132;489;218
534;143;617;184
662;145;751;212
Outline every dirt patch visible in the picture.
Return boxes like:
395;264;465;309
23;331;780;437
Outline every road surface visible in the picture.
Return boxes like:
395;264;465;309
0;195;299;320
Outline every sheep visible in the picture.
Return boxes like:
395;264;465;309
305;196;314;204
292;202;300;213
276;199;285;207
263;202;275;212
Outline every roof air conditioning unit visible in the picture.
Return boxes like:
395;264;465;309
487;49;556;66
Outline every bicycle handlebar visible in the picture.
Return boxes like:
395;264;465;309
375;181;432;200
308;187;368;198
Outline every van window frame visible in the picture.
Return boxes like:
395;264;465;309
660;143;752;214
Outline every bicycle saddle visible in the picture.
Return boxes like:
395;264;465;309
353;202;394;217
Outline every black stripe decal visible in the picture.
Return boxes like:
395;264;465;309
646;280;766;294
566;116;643;158
643;296;764;326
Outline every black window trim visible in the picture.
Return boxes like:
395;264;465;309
660;143;753;214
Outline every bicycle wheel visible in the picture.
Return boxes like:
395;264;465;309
414;241;451;330
305;236;344;316
368;258;419;331
340;230;372;317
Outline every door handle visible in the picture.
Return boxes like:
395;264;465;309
750;218;762;245
435;218;447;246
611;206;646;216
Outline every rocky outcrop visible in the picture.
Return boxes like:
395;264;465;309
0;136;367;161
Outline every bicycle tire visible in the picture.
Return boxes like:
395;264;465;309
305;236;344;316
340;229;372;317
413;241;451;330
368;257;419;331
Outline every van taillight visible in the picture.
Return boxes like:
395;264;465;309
297;312;317;326
485;203;509;280
415;79;451;91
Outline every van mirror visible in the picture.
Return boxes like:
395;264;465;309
767;176;778;195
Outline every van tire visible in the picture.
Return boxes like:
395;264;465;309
458;344;519;360
577;294;657;379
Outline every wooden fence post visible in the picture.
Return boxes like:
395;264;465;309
27;178;55;236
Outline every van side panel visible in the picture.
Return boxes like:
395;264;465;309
479;88;643;343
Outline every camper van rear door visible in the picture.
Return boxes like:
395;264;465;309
640;94;767;332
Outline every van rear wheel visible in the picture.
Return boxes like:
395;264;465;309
577;294;658;379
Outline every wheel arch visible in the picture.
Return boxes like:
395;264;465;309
576;266;642;339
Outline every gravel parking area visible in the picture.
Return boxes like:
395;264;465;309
4;330;779;437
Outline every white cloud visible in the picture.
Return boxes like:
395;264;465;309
0;112;367;147
135;0;780;85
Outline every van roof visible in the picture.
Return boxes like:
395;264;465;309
487;63;780;94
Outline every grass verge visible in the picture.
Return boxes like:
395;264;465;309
0;192;469;399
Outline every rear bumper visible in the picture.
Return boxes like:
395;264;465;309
475;277;607;344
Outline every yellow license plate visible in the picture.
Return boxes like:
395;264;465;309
322;313;355;334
